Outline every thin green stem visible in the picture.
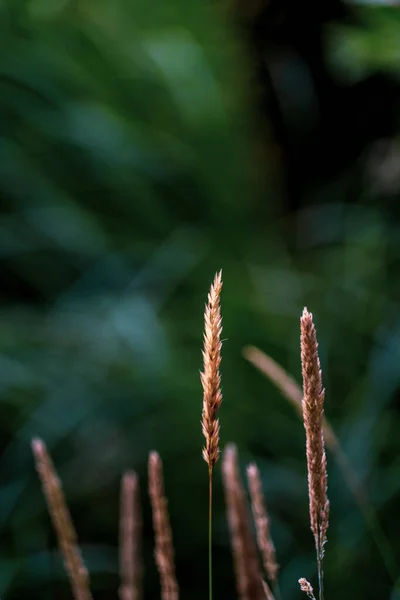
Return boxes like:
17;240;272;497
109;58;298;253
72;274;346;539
317;553;324;600
209;469;213;600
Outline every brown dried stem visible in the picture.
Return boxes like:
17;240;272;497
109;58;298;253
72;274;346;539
300;308;329;600
246;463;278;586
119;471;143;600
31;438;93;600
148;451;179;600
222;444;265;600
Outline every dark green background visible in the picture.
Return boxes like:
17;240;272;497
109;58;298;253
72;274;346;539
0;1;400;599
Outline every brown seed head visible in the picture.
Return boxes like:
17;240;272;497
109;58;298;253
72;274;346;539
201;270;223;472
300;308;329;559
31;438;92;600
148;452;179;600
246;463;278;585
222;444;265;600
119;471;143;600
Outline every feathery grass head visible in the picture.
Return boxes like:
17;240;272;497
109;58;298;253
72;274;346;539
222;444;265;600
119;471;143;600
148;451;179;600
31;438;93;600
246;463;278;586
300;308;329;560
201;270;223;473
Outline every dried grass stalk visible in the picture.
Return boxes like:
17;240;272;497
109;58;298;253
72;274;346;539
201;270;223;473
148;451;179;600
119;471;143;600
31;438;93;600
300;309;329;600
222;444;265;600
246;463;278;585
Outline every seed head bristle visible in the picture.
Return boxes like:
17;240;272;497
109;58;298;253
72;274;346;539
119;471;143;600
246;463;278;585
222;444;265;600
31;438;92;600
201;270;223;473
148;451;179;600
299;578;316;600
300;308;329;561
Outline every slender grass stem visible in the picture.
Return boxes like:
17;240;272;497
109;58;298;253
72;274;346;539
209;469;213;600
317;554;324;600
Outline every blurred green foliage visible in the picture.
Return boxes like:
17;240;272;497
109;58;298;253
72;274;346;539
0;1;400;600
327;6;400;80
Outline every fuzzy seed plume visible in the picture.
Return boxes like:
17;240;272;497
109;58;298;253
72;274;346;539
31;438;92;600
119;471;143;600
222;445;265;600
201;270;223;472
148;452;179;600
246;463;278;585
300;308;329;562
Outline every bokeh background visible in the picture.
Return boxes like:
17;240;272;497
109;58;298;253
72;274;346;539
1;1;400;599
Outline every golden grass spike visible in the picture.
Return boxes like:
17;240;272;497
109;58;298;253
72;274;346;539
148;452;179;600
222;444;265;600
246;463;278;585
300;308;329;600
119;471;143;600
201;270;223;473
201;270;223;600
31;438;93;600
300;309;329;556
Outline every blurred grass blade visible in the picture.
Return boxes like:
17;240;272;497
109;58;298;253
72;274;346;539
242;346;337;447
